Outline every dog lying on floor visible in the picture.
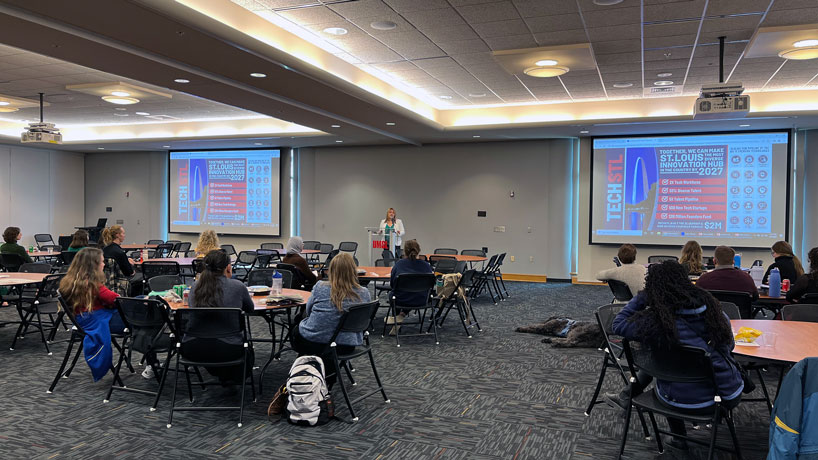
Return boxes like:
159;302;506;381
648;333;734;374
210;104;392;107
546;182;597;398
515;316;604;348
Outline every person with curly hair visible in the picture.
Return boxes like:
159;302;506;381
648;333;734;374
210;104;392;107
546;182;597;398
679;240;704;276
605;261;743;453
195;230;220;258
786;247;818;303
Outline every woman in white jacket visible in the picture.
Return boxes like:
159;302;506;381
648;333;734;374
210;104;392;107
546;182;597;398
379;207;405;258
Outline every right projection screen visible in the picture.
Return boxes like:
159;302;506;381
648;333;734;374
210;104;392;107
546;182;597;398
591;131;790;248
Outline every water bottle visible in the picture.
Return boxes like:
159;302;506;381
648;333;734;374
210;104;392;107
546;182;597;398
733;253;741;268
768;268;781;298
28;245;34;254
141;249;149;262
750;265;764;287
272;270;283;295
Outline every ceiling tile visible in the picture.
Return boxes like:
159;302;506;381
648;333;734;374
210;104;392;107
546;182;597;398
644;47;692;62
371;60;418;72
699;30;754;44
762;8;818;27
594;38;642;55
328;0;395;19
346;13;416;36
644;1;704;22
412;56;459;69
523;14;583;33
383;0;451;13
644;21;700;38
421;25;481;42
512;0;578;17
437;39;492;54
484;34;538;51
452;52;495;65
449;0;503;6
701;15;762;34
594;52;641;66
277;6;344;25
254;0;316;8
457;1;521;24
533;30;588;47
582;6;641;27
377;31;446;59
402;8;468;29
645;34;697;49
339;37;404;63
707;0;770;15
587;25;641;41
472;19;530;38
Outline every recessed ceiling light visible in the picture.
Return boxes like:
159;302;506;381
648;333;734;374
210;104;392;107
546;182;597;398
535;59;558;66
331;124;341;128
794;39;818;48
524;66;569;78
654;80;674;86
593;0;624;4
250;72;267;78
163;145;171;148
97;147;105;150
370;21;397;31
174;78;190;83
779;47;818;60
657;72;673;78
101;96;139;105
135;112;150;116
580;130;589;134
254;142;263;145
0;107;18;112
113;113;129;116
386;122;396;126
472;135;481;138
739;124;750;127
110;91;130;97
613;82;633;88
0;101;9;106
468;93;487;98
335;140;344;143
323;27;348;36
114;107;126;111
439;95;453;99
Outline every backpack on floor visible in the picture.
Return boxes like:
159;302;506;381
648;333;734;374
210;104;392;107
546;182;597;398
285;355;333;426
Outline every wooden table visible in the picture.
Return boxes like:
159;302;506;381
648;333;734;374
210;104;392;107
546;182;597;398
424;254;486;262
731;319;818;364
121;244;159;250
30;250;61;258
167;288;310;311
135;257;196;266
262;248;319;255
0;273;49;286
358;266;392;280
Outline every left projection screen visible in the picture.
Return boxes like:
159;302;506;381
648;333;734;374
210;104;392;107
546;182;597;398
169;149;281;236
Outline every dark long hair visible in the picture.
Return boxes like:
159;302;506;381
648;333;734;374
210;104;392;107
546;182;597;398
192;249;230;308
808;247;818;280
630;260;732;348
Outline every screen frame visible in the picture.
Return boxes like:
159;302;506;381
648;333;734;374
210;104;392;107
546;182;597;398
166;147;284;237
588;129;792;249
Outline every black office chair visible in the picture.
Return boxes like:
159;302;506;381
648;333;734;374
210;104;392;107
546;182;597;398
148;274;182;292
383;273;437;347
707;290;754;319
434;257;458;274
141;261;181;294
781;304;818;322
648;255;678;264
607;279;633;303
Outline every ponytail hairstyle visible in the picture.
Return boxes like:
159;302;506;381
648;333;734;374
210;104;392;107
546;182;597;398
58;247;105;314
328;252;361;312
403;239;420;260
772;241;804;277
192;249;230;307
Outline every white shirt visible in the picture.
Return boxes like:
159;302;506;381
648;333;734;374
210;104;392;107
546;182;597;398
596;263;647;302
379;218;405;247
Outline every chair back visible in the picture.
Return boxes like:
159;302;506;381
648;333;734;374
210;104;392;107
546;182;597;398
148;275;182;292
648;255;678;264
303;240;321;251
707;290;753;319
434;257;458;274
247;268;276;287
319;243;334;254
703;256;715;269
0;253;25;272
154;243;174;258
338;242;358;254
381;249;395;260
235;251;258;266
595;304;625;337
173;242;191;256
115;297;173;353
174;308;247;363
434;248;457;255
40;244;61;253
324;249;340;267
255;250;276;268
496;253;507;268
103;257;129;295
35;273;65;303
481;254;498;274
59;251;77;266
260;242;283;250
96;218;108;228
394;273;436;293
623;340;716;386
429;254;455;269
461;249;486;257
800;293;818;304
58;235;73;250
34;233;55;248
607;279;633;302
781;304;818;323
20;262;52;273
147;239;164;245
334;301;379;337
220;244;238;256
165;240;181;246
272;264;297;289
56;293;86;336
719;301;742;320
375;258;396;268
142;261;181;283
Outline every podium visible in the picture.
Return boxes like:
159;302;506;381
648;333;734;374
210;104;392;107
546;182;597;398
365;226;396;265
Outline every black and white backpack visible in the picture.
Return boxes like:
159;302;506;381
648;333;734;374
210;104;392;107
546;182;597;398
285;355;332;426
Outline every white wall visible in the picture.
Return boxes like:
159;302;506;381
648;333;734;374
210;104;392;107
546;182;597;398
0;144;84;247
299;140;576;278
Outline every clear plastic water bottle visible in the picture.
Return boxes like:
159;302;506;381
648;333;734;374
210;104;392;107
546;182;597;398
768;267;781;298
272;270;283;295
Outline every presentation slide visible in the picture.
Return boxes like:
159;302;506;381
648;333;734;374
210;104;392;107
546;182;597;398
169;149;281;236
591;132;789;248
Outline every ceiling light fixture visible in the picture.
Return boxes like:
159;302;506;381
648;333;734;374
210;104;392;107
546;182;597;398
524;66;569;78
0;101;9;106
323;27;348;36
580;130;589;134
0;107;18;112
101;96;139;105
794;39;818;48
250;72;267;78
593;0;624;4
779;47;818;60
135;112;150;116
468;92;487;97
654;80;674;86
113;113;129;116
472;135;481;138
114;107;126;111
174;78;190;83
335;140;344;143
110;91;130;97
97;147;105;150
439;95;453;99
613;82;633;88
254;142;263;145
534;59;558;66
331;124;341;128
370;21;397;31
386;122;396;126
657;72;673;77
163;145;171;148
739;124;750;127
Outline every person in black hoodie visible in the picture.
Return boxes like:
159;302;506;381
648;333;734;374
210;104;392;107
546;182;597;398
763;240;804;284
787;247;818;302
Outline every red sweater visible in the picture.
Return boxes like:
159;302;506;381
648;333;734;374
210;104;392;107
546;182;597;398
696;267;759;301
69;285;119;314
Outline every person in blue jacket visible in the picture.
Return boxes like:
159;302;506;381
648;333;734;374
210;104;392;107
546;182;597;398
605;261;743;452
768;357;818;459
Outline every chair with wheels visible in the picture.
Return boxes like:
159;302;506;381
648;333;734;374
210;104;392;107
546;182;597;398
382;273;437;347
781;304;818;322
168;307;256;428
607;279;633;303
648;255;678;264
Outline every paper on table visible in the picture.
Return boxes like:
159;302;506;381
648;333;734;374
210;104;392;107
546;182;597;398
734;341;760;347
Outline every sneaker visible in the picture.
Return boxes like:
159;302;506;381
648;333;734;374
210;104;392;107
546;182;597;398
603;392;630;413
141;366;155;379
385;316;397;325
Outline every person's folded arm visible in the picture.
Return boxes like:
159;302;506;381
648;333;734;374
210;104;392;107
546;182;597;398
98;285;120;307
596;267;616;281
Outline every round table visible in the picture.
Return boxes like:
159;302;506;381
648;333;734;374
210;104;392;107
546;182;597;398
731;319;818;364
424;254;486;262
357;266;392;280
0;273;49;286
167;288;310;310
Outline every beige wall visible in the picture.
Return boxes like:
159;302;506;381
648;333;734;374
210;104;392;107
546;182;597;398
0;144;84;247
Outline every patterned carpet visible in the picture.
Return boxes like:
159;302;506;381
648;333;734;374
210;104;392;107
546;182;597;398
0;282;773;459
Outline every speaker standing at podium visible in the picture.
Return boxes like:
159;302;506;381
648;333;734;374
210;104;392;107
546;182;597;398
379;208;405;258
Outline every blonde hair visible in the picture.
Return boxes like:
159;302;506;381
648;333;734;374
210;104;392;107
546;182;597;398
384;207;396;223
772;241;804;277
195;230;220;256
101;225;124;247
680;240;703;274
58;247;106;314
328;252;361;312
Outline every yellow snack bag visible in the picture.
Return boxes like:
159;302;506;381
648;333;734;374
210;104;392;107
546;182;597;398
734;327;762;343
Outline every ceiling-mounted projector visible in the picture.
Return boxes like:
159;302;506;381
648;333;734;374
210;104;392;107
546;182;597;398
20;92;62;144
693;82;750;120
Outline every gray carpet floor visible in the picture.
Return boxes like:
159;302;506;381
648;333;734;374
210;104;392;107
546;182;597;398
0;282;772;459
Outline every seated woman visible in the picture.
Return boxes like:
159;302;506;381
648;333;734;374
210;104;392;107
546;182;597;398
763;240;804;284
679;240;704;276
195;229;220;258
58;247;125;381
1;226;33;264
282;236;317;290
292;252;371;389
101;225;142;295
388;239;433;326
787;247;818;303
605;261;743;453
66;229;89;252
187;249;255;383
